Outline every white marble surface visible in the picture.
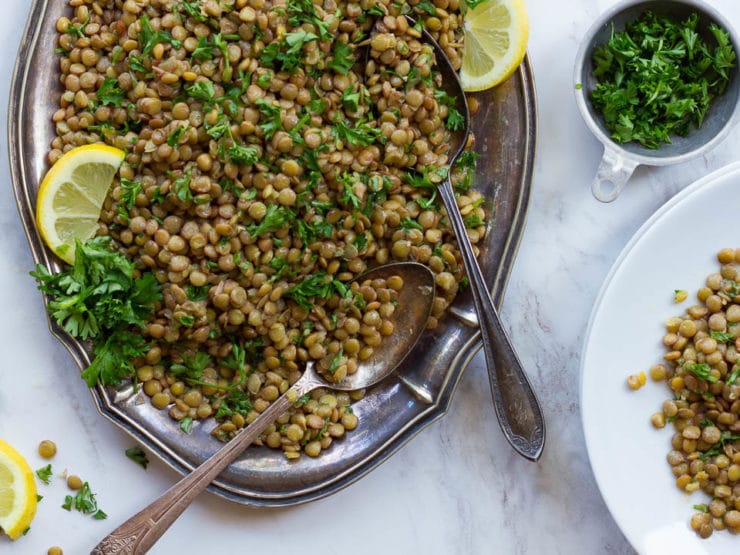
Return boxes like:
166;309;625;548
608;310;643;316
3;0;740;553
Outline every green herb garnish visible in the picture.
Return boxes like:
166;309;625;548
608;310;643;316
684;362;718;383
31;237;161;386
125;446;149;469
138;15;181;57
214;389;253;419
96;77;126;107
590;11;737;149
249;204;295;237
227;144;259;165
327;40;355;75
710;330;736;343
180;416;194;434
62;482;107;520
727;364;740;385
35;464;53;484
170;351;212;382
286;273;351;311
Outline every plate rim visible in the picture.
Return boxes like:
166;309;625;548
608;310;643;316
579;160;740;552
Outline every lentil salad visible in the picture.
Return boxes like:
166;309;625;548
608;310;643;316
47;0;485;459
650;248;740;537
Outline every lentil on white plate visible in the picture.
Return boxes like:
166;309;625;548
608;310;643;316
649;248;740;537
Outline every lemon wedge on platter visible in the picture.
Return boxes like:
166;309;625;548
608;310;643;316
460;0;530;91
36;144;125;264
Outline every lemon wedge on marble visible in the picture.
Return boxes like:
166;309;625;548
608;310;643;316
0;439;37;540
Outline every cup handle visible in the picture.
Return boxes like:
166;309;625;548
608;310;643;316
591;146;639;202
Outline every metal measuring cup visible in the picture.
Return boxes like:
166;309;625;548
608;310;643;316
574;0;740;202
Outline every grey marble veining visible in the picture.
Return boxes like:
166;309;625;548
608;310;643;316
3;0;740;553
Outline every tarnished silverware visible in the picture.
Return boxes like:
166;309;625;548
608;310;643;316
411;18;545;461
91;262;435;554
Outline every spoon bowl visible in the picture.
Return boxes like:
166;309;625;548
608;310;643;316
409;17;546;462
92;262;435;555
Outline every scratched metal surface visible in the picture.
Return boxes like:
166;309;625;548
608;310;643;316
9;0;536;506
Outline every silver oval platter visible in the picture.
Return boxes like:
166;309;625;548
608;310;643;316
9;0;536;506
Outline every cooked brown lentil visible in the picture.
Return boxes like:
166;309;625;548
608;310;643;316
650;248;740;537
38;439;58;459
66;474;84;490
50;0;481;459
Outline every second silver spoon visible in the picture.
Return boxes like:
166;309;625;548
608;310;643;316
414;19;546;461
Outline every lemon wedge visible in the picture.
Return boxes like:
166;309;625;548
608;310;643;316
36;144;125;264
0;440;37;540
460;0;530;91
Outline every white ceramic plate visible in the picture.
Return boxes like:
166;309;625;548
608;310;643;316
581;162;740;555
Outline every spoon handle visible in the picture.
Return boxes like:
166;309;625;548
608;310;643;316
438;178;545;461
90;370;320;555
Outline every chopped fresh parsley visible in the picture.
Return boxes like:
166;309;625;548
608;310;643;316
186;284;210;302
416;1;438;15
464;214;485;228
723;278;740;297
213;33;234;81
333;115;381;147
354;232;368;251
96;77;126;107
179;0;209;23
286;273;352;311
339;173;362;209
185;80;216;103
699;431;740;460
293;394;310;407
227;143;259;165
255;98;283;140
35;464;53;484
172;170;193;202
684;362;718;383
401;217;423;231
192;36;216;60
125;446;149;469
446;107;465;131
170;351;212;383
728;364;740;386
214;389;253;420
167;123;189;147
180;416;194;434
65;14;90;39
287;0;333;41
118;177;142;211
62;482;107;520
249;204;295;237
138;15;182;57
205;113;231;140
327;40;355;75
710;331;736;343
341;89;361;113
259;30;318;73
590;11;737;148
295;219;334;245
455;150;479;171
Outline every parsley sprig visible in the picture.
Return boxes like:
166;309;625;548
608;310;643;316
31;237;161;386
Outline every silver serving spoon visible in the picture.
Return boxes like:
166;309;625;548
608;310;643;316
413;19;546;461
91;262;435;554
